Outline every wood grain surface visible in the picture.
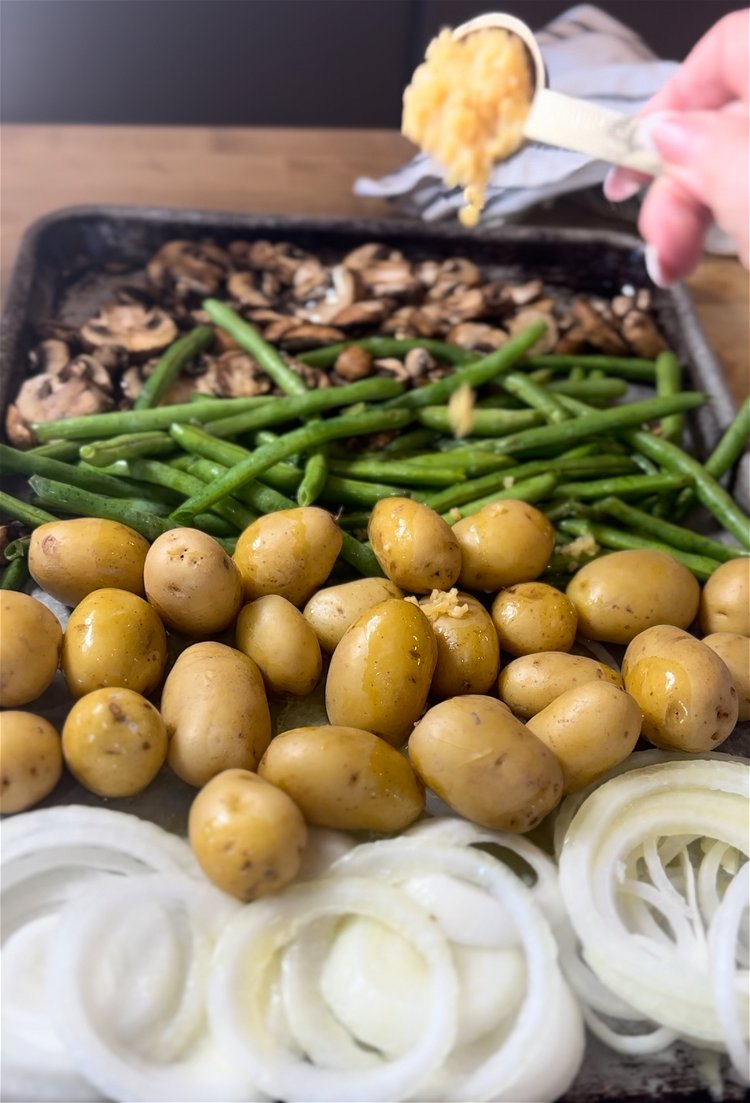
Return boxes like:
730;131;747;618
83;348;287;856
1;124;747;403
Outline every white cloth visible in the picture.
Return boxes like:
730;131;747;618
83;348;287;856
354;4;677;224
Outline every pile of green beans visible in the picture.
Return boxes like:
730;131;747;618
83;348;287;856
1;303;748;583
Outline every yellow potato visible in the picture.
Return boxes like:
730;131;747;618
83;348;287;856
526;681;642;792
233;507;342;607
62;588;167;699
259;725;424;832
235;595;322;696
0;711;62;813
28;518;149;606
699;559;750;637
701;632;750;722
188;768;307;900
453;500;555;592
161;641;271;787
62;687;167;798
0;591;62;707
622;625;738;752
325;599;437;746
303;577;403;652
144;527;243;636
566;549;700;644
418;590;500;697
408;695;563;832
491;582;578;656
368;497;462;593
498;652;622;719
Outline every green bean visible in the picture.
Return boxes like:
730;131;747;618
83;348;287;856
33;395;274;442
382;449;514;477
482;378;629;406
655;351;684;444
81;431;176;466
387;321;548;411
1;557;30;591
29;440;92;461
297;337;475;369
705;396;750;478
441;473;558;521
327;458;463;487
523;354;657;381
417;406;545;435
630;452;660;476
202;300;308;395
553;473;688;500
381;428;439;454
0;442;156;500
626;429;750;549
105;459;257;531
489;392;708;456
4;536;31;561
596;497;748;563
0;490;57;527
169;408;413;522
296;451;329;507
203;377;404;438
501;372;571;423
557;518;722;580
27;477;171;542
134;325;214;409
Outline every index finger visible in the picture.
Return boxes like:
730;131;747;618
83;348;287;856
646;9;750;113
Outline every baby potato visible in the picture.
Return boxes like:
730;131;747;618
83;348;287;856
498;652;622;719
699;559;750;637
566;549;700;645
62;687;167;798
28;518;149;606
491;582;578;656
701;632;750;722
623;625;738;752
419;590;500;697
326;599;437;746
303;577;403;652
144;527;243;636
161;641;271;787
62;588;167;699
235;595;322;696
453;500;555;592
0;591;63;707
368;498;462;593
259;725;424;832
408;695;563;832
233;507;342;607
0;711;62;813
188;768;307;901
526;682;642;792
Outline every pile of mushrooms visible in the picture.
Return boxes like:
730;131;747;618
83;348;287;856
6;238;667;446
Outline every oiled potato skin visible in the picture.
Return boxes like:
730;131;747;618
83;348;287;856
491;582;578;656
144;527;243;636
326;599;437;746
235;595;322;696
408;695;564;832
368;498;462;593
498;652;622;719
421;592;500;697
699;559;750;637
232;507;342;607
566;549;700;644
259;725;424;832
303;578;403;652
162;641;271;787
61;588;167;699
0;711;62;813
453;500;555;592
29;518;149;606
623;625;738;751
0;591;63;707
702;632;750;721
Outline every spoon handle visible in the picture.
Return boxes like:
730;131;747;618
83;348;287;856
524;89;662;175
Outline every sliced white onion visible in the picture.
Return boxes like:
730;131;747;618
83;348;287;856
400;872;519;949
45;873;258;1103
208;876;458;1102
451;944;526;1049
708;862;750;1083
296;826;358;882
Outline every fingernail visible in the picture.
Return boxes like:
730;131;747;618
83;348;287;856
638;112;692;161
603;171;643;203
644;244;674;288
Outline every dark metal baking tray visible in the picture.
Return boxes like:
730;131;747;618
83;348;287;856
1;206;747;1103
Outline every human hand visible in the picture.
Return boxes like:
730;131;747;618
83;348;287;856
604;8;749;286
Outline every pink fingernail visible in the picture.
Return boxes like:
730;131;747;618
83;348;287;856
604;172;643;203
644;244;674;288
638;113;691;161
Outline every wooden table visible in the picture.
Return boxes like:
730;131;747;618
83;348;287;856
2;125;748;404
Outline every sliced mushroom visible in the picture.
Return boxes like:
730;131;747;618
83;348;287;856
380;306;441;339
227;271;272;308
447;322;508;351
147;240;230;298
554;325;589;355
81;304;178;357
286;360;331;390
5;405;36;448
9;374;114;444
262;318;299;344
373;357;411;383
291;259;330;303
28;339;70;375
507;279;545;306
342;243;394;271
120;366;145;403
62;354;115;394
621;310;668;358
246;241;315;286
359;260;421;299
330;300;392;329
296;266;361;325
404;348;437;380
334;346;374;382
435;287;486;327
610;294;633;319
279;324;346;351
507;308;559;354
195;351;273;398
425;257;482;300
90;345;129;374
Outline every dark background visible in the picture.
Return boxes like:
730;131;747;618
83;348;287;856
0;0;743;128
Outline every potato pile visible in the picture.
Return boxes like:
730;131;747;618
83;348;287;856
1;505;747;901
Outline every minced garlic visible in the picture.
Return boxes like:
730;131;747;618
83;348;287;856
402;27;533;226
405;588;470;621
559;533;600;560
447;383;476;438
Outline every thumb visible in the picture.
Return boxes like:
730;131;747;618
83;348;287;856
643;110;750;261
